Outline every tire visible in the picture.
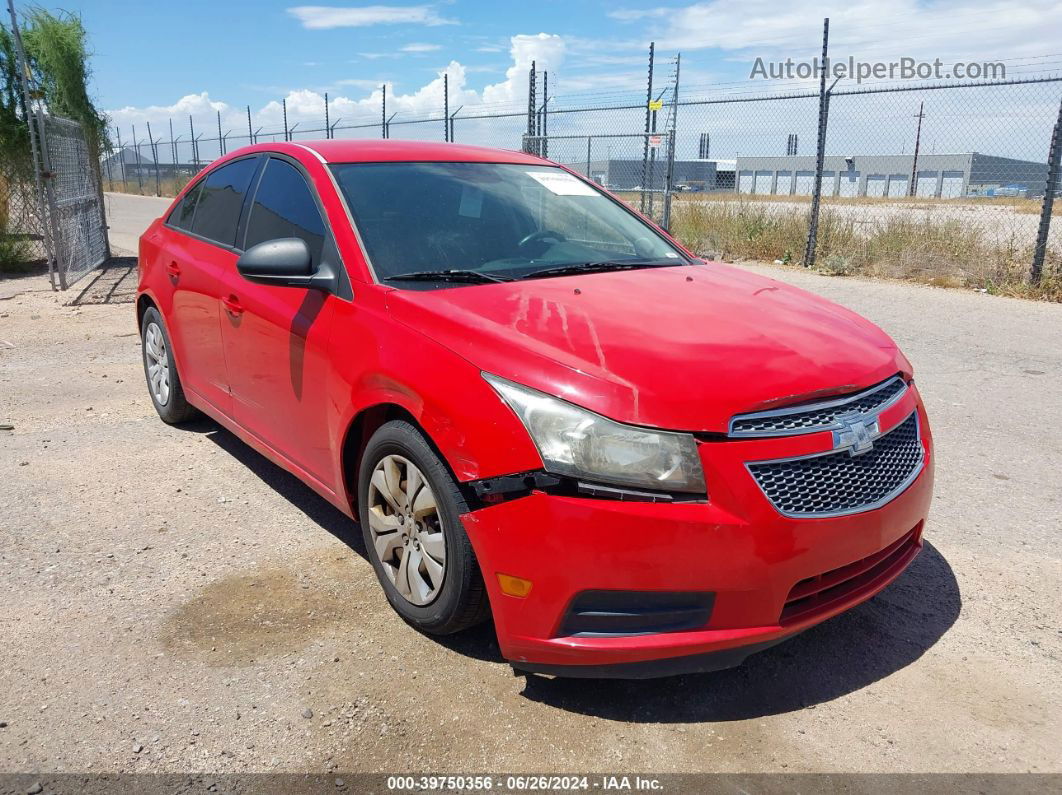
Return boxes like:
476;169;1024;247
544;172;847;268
140;306;198;425
358;420;490;635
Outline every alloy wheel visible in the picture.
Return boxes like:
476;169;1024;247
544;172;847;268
367;454;447;606
144;322;171;406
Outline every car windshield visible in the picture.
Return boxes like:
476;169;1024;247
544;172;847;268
329;162;689;287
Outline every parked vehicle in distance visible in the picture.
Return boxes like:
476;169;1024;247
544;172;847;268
137;140;934;678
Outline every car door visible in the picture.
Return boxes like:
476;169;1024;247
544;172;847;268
163;157;260;415
218;156;341;487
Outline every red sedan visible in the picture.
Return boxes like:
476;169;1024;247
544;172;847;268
136;140;933;678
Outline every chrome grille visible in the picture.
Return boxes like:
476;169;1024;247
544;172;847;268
729;376;907;437
748;412;923;517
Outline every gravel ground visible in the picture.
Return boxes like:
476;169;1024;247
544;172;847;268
0;193;1060;776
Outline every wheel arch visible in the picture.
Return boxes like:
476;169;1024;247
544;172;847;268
136;292;158;331
340;402;462;515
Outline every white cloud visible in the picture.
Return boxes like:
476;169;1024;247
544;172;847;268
482;33;566;106
104;33;568;145
607;0;1062;62
107;92;231;130
401;42;442;53
287;4;457;29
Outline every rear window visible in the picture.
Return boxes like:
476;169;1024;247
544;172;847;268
189;157;259;246
168;181;203;231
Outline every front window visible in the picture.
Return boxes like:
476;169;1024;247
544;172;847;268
330;162;688;287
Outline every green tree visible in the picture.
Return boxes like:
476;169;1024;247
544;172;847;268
0;7;108;163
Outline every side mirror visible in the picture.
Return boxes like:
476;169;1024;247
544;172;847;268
236;238;337;292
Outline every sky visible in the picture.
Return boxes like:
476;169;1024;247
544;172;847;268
21;0;1062;154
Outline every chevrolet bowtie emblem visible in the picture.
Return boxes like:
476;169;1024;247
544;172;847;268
833;412;879;456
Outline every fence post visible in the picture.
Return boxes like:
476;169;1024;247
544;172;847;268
640;43;655;214
115;126;128;193
662;54;681;232
449;106;462;143
217;110;224;155
147;121;160;196
381;85;386;138
283;98;289;142
325;92;330;139
802;17;830;268
132;124;145;194
169;118;176;173
586;136;592;180
541;71;549;159
1031;96;1062;284
189;116;197;170
525;61;536;153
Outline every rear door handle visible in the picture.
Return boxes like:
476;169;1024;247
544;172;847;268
165;261;181;278
222;295;244;316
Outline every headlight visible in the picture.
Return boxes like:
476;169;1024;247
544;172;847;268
483;373;706;494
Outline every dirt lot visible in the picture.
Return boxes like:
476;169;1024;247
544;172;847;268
1;193;1060;777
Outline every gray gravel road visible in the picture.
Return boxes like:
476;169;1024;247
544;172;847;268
0;194;1059;775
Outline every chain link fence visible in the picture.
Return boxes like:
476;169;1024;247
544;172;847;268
0;153;47;272
39;115;109;288
102;71;1062;298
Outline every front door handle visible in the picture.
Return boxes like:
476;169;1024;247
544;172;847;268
166;261;181;278
222;295;244;316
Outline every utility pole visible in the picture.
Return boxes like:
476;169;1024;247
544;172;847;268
909;102;926;197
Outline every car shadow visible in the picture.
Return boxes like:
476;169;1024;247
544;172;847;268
181;417;960;710
188;417;506;664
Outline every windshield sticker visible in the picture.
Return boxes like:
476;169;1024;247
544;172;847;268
525;170;598;196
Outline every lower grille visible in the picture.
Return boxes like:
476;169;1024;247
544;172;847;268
748;411;923;517
780;526;921;625
558;590;715;637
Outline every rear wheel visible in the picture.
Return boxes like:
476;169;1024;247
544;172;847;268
140;306;198;425
358;420;490;634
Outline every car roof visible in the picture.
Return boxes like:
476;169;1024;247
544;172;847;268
242;139;551;166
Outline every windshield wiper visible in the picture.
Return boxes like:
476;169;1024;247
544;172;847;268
522;260;680;280
384;269;514;284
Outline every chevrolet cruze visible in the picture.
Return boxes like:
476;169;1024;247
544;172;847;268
137;140;934;678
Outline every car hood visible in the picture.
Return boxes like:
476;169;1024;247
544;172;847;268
385;263;909;433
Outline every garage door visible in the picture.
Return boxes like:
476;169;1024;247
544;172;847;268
775;171;793;195
838;171;860;197
916;171;938;197
887;175;909;197
865;175;887;197
794;171;815;195
940;171;964;198
754;171;774;194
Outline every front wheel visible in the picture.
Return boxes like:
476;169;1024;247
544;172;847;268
358;420;490;634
